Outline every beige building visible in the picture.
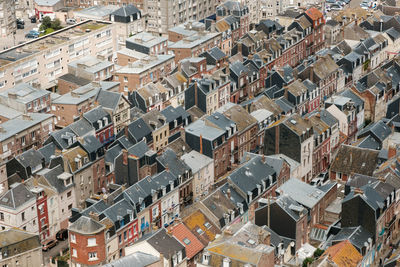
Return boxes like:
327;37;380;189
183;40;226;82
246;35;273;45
145;0;219;35
0;229;43;267
0;1;16;39
0;20;116;92
141;109;169;152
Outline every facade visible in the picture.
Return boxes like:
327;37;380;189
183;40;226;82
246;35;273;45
0;1;16;38
0;20;116;92
68;56;115;83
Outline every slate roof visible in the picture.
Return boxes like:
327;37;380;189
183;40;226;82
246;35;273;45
357;136;380;150
0;183;35;209
38;142;57;165
105;144;122;164
208;47;226;61
145;228;185;259
275;97;294;113
58;73;91;87
170;223;204;259
277;178;330;209
40;164;73;193
127;140;149;159
111;4;140;17
96;90;124;111
79;135;103;154
102;252;159;267
157;149;190;177
0;228;40;249
128;118;152;143
69;119;94;137
358;120;392;143
83;106;109;124
16;149;44;169
181;150;213;174
165;137;192;157
332;226;373;251
69;215;106;235
331;145;379;176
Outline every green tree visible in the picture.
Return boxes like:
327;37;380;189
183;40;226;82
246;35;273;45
40;16;52;31
313;248;325;259
51;18;62;30
303;257;314;267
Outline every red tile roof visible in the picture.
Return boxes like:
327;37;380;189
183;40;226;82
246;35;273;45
306;7;323;21
170;222;205;259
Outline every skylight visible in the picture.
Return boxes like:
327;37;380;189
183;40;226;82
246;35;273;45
183;238;191;245
204;222;211;229
196;228;205;235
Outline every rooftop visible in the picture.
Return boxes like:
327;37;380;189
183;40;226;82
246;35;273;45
126;32;167;48
117;54;174;74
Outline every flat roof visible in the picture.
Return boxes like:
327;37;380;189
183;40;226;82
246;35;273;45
0;20;111;68
168;32;221;49
116;54;174;74
126;32;167;48
69;56;114;74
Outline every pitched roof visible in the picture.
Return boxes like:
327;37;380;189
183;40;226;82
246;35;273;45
170;223;204;259
0;183;35;209
69;215;106;235
331;145;379;176
322;240;363;267
182;210;221;246
111;4;140;17
16;149;44;169
305;7;324;21
146;228;185;259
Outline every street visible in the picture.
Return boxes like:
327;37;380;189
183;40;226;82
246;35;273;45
42;239;69;265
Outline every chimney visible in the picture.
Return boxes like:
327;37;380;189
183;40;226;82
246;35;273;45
226;188;231;199
354;188;364;195
199;134;203;154
22;114;32;120
89;211;100;221
122;149;128;165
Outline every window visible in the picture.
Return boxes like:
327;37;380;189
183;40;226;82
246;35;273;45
21;212;25;221
70;233;76;243
118;234;122;244
68;204;72;210
204;222;211;229
183;238;191;245
0;212;3;221
72;248;77;257
87;238;97;247
196;228;204;235
124;231;127;240
67;191;72;198
88;252;98;261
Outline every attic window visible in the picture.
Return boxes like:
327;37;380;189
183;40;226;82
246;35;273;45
204;222;211;229
196;228;205;235
247;239;256;245
183;238;191;245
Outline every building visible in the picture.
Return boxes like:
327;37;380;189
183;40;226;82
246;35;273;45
34;0;64;20
68;56;115;83
317;240;363;267
111;5;145;49
114;54;175;93
0;1;16;39
0;83;51;113
103;252;162;267
126;32;168;55
0;183;37;233
145;0;218;35
0;229;43;267
73;5;118;22
83;106;115;145
0;20;116;92
264;114;314;182
0;113;55;163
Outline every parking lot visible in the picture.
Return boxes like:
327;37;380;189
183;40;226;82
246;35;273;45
1;14;39;50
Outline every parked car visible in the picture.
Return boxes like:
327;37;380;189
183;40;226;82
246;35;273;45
17;23;24;29
16;18;25;25
66;18;76;25
56;229;68;241
25;30;39;39
42;239;58;251
310;177;323;186
30;17;37;23
330;4;343;10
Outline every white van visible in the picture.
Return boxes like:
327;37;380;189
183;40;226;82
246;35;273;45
66;18;76;25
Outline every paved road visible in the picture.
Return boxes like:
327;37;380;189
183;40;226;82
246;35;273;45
42;239;69;265
0;14;39;50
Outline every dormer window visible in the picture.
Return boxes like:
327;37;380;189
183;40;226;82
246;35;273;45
162;186;166;196
103;117;108;126
97;120;103;129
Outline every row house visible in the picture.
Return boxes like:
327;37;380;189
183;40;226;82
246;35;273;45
116;48;148;67
200;46;229;72
308;114;332;178
216;0;250;38
245;54;268;91
304;7;325;54
185;118;235;179
160;105;191;137
51;81;120;128
264;114;314;182
168;31;222;64
256;19;284;38
161;72;189;107
114;54;175;94
215;15;241;56
317;109;340;163
250;108;275;151
218;103;258;162
284;79;309;115
0;113;55;163
0;20;115;92
96;90;131;134
342;179;396;257
185;77;230;115
179;57;208;83
273;28;306;68
298;55;344;100
0;183;37;233
140;109;170;152
287;15;313;58
68;56;114;84
130;82;170;112
6;149;45;182
126;32;168;56
83;106;115;146
229;60;249;103
277;178;337;227
303;79;320;113
168;22;207;42
352;68;390;122
0;83;51;113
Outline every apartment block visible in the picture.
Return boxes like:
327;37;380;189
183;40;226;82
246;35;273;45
126;32;168;55
0;20;116;92
145;0;219;35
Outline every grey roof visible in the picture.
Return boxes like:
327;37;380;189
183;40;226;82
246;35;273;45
111;4;141;17
339;89;364;108
128;118;152;142
332;226;373;251
34;0;61;6
105;144;122;164
74;5;118;17
58;73;91;86
274;195;305;221
38;142;56;165
102;198;136;225
117;55;174;74
318;109;339;127
208;47;226;61
156;148;190;177
277;178;329;209
168;32;221;49
52;81;119;105
145;228;185;259
96;90;123;111
181;150;213;173
80;135;103;154
0;104;22;120
69;119;94;137
0;83;50;105
40;164;73;193
0;113;54;142
102;252;159;267
83;106;109;124
274;97;294;113
357;136;380;150
160;105;190;124
385;27;400;40
185;119;225;141
16;149;44;169
127;140;149;158
69;56;114;74
206;112;236;131
358;120;392;143
126;32;167;48
68;215;106;235
0;183;35;209
228;155;276;196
